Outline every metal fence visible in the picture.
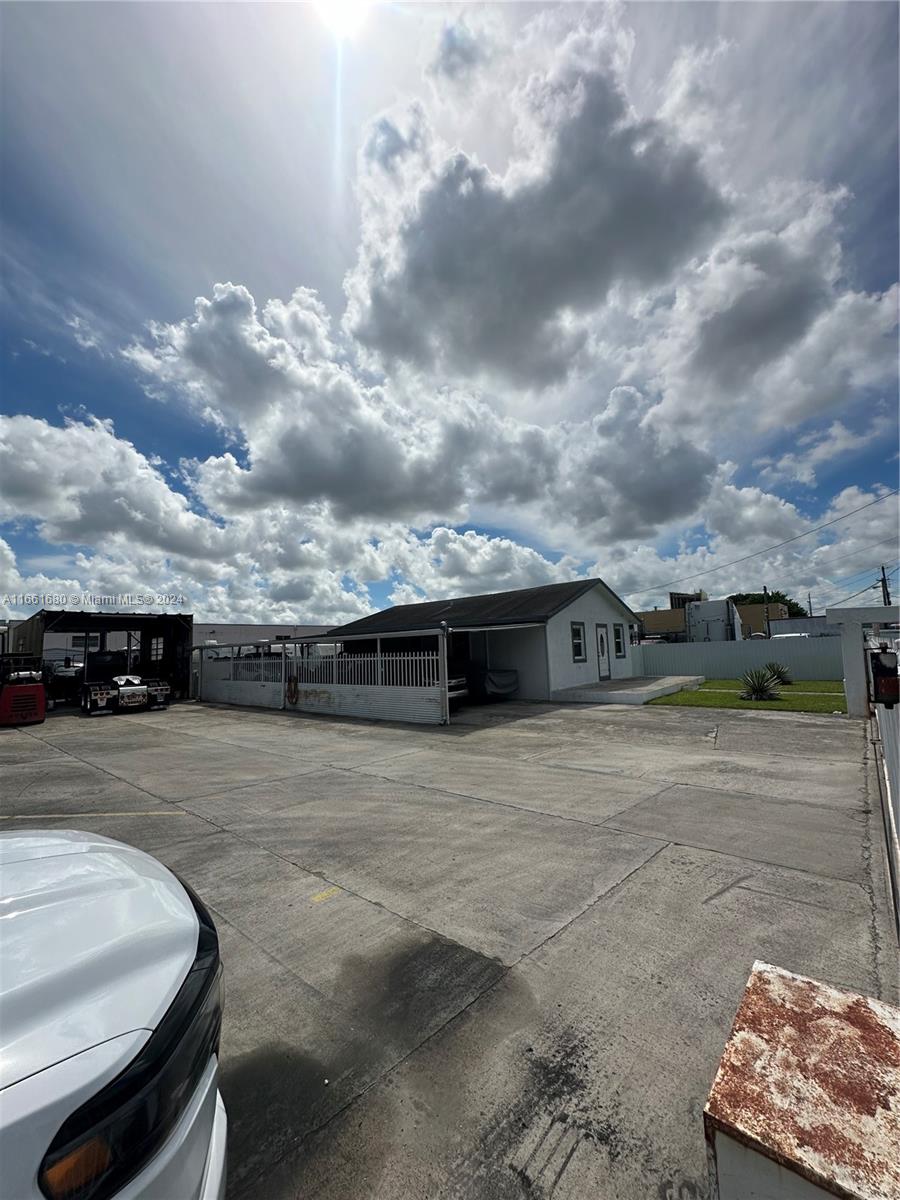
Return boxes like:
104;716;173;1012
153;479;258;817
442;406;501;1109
289;651;439;688
639;637;843;680
233;656;284;683
196;641;446;723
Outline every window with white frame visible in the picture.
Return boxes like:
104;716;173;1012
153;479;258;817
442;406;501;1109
150;636;164;663
614;624;626;658
571;621;586;662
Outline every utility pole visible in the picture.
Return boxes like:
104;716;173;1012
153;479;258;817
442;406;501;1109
807;592;813;617
880;565;892;607
762;585;771;638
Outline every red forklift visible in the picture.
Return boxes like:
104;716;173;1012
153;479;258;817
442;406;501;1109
0;655;47;726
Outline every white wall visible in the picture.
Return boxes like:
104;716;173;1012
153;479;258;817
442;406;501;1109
546;585;637;691
201;677;284;708
641;638;843;680
712;1131;832;1199
287;684;443;724
487;626;550;699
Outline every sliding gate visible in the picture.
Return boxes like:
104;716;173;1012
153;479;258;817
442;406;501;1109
196;632;449;725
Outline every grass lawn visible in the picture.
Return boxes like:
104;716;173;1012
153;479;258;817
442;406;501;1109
698;678;845;695
649;687;847;715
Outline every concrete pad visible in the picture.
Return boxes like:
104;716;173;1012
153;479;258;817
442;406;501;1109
0;757;163;815
713;712;863;761
531;705;720;748
213;914;504;1195
177;771;329;825
353;748;668;824
3;702;890;1200
85;742;324;801
246;843;879;1200
538;740;866;809
0;731;66;766
0;809;220;856
23;715;199;754
551;675;704;704
231;771;660;963
158;831;505;1005
606;783;866;882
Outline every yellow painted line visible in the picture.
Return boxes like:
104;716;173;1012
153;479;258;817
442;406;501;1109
311;885;341;904
0;811;184;819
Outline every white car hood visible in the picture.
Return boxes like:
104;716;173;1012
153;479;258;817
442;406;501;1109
0;831;199;1090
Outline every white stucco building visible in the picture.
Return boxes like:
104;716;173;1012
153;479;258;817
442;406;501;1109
326;578;641;702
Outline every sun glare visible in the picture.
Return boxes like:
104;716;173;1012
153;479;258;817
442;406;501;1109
314;0;370;39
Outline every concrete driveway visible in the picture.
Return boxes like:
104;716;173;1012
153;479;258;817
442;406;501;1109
1;700;895;1199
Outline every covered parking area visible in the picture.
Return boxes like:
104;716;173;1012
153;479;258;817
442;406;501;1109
10;609;194;699
194;620;548;725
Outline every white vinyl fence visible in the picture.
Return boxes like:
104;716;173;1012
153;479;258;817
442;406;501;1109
639;637;843;680
875;703;899;937
197;644;446;724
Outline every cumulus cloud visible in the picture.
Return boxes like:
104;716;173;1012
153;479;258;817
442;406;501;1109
428;17;491;82
755;412;895;487
348;15;726;386
0;414;228;560
3;4;897;626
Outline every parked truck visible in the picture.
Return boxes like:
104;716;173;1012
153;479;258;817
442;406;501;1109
80;651;171;716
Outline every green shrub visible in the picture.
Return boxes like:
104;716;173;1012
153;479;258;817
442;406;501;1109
740;668;781;700
765;661;792;685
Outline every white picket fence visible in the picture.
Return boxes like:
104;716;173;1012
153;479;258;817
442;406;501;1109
233;657;284;683
875;703;899;936
197;646;445;723
292;652;439;688
637;637;843;681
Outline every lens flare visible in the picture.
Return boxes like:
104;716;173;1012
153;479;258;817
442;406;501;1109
313;0;370;39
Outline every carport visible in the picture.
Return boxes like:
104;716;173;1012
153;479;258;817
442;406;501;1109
10;609;194;698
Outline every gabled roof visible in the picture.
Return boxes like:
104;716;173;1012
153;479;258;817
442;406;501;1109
328;578;635;638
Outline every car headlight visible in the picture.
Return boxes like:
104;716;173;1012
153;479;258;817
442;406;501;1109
38;883;222;1200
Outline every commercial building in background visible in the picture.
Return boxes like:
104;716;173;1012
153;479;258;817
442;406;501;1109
7;618;329;652
637;597;742;643
734;602;789;638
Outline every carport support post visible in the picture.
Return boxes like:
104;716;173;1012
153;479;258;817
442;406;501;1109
280;642;287;710
439;622;450;724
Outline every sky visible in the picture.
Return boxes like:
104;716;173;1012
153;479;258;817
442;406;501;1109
1;0;898;625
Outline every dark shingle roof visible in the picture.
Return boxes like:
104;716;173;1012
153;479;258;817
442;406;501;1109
328;578;634;637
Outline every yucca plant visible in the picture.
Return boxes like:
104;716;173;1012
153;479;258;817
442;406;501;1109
765;661;792;685
740;667;781;701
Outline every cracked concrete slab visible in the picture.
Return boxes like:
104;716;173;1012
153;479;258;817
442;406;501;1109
0;700;890;1200
228;771;661;963
607;783;867;882
351;748;669;823
247;842;882;1200
537;740;865;808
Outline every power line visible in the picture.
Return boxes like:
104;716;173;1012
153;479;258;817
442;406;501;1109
625;489;899;599
804;535;899;572
829;581;882;607
776;557;900;595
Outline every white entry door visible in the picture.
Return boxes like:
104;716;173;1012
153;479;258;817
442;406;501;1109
595;623;611;680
